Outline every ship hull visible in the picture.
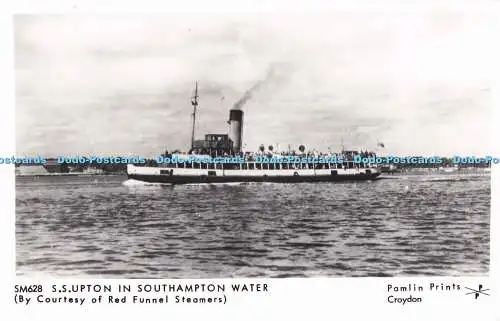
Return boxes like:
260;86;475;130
127;173;380;184
127;168;381;184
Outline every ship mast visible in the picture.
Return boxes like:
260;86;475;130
190;82;199;150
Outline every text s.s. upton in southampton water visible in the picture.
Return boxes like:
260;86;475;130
126;82;382;184
14;282;268;306
46;283;268;293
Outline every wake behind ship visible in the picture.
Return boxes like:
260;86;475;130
126;83;381;184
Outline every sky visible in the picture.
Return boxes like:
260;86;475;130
14;12;494;157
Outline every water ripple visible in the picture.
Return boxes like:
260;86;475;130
16;173;490;278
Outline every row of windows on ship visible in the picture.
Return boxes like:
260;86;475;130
161;161;371;170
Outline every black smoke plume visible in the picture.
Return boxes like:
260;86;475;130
232;64;284;110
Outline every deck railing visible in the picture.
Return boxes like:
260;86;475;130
160;161;371;170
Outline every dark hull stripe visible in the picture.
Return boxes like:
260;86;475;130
127;173;381;184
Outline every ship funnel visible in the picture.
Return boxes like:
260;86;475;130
229;109;244;153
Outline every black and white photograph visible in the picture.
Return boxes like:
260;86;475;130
14;12;492;278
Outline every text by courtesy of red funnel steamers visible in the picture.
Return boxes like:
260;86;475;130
13;282;269;306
